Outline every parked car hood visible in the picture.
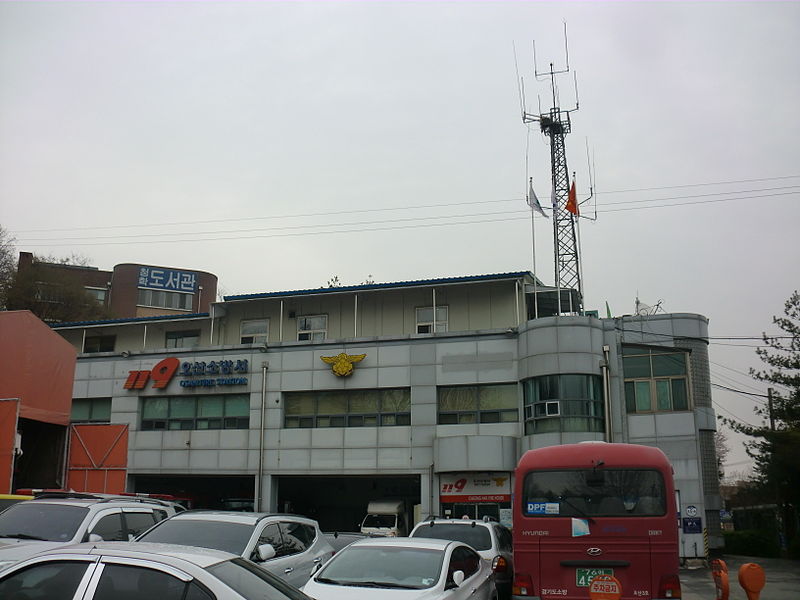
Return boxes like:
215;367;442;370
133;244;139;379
0;539;66;568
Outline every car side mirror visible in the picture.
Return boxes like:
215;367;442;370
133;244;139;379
88;533;103;542
446;570;465;589
257;543;276;561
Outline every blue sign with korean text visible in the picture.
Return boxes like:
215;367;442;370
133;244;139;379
138;267;197;292
682;517;702;534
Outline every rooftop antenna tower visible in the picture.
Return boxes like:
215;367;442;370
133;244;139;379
522;24;583;314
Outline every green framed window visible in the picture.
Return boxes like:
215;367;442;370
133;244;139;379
140;394;249;430
284;388;410;428
522;375;604;434
71;398;112;423
437;384;519;424
623;345;690;413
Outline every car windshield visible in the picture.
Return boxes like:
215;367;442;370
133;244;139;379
0;503;89;542
411;523;493;551
522;468;667;517
208;557;312;600
361;514;396;528
316;545;443;589
136;519;254;554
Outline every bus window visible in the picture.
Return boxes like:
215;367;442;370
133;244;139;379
522;469;666;517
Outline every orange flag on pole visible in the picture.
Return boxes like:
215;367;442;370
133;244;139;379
566;181;579;216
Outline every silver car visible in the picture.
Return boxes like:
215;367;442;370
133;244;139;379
0;541;313;600
0;492;179;571
135;510;335;588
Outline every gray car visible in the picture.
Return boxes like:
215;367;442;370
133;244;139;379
135;510;335;588
410;517;514;600
0;492;179;572
0;541;313;600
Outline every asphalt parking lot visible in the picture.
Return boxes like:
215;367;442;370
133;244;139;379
680;555;800;600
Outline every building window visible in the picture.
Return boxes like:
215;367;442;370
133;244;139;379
240;319;268;344
622;345;690;413
284;388;410;428
83;335;116;353
522;375;604;434
297;315;327;341
140;395;250;431
416;306;448;334
137;289;192;311
71;398;111;423
166;329;201;349
437;384;519;424
85;287;107;304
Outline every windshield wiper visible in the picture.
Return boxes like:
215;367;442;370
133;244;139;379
319;578;419;589
0;533;47;540
557;496;596;524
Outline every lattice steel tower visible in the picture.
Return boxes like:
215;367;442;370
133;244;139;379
522;42;583;314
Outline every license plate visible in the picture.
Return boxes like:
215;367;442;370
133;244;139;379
576;568;614;587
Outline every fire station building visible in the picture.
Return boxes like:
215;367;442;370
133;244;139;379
46;271;723;558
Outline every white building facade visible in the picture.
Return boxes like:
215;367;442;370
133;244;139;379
53;271;722;558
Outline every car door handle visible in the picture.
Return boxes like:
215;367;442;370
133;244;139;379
284;567;294;574
313;557;323;563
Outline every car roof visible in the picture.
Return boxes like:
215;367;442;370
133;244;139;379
36;541;237;568
415;518;499;529
349;537;459;551
166;510;316;525
18;498;172;510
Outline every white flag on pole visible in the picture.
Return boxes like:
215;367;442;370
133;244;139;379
527;180;548;218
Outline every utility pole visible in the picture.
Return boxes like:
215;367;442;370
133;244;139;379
767;387;787;555
522;27;583;315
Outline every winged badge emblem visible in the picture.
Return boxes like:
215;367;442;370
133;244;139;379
320;352;366;377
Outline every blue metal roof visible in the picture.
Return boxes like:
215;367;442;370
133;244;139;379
51;312;209;329
224;271;532;301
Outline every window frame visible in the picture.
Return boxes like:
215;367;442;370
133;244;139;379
437;383;519;425
622;345;691;414
522;374;604;434
416;306;449;334
140;394;250;431
283;388;411;429
83;335;116;353
296;315;327;341
165;329;201;349
240;319;269;344
71;398;112;423
137;288;193;311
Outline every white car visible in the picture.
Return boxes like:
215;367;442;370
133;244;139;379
302;537;498;600
135;510;334;588
0;541;313;600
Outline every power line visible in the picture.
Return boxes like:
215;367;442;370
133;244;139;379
713;400;755;424
711;382;769;402
11;180;800;237
595;174;800;194
15;190;799;247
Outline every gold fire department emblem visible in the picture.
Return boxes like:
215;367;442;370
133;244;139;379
320;352;366;377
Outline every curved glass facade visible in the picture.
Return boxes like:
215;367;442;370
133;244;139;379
522;374;604;434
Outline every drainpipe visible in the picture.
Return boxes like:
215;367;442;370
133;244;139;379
143;324;147;349
601;344;613;442
432;289;437;333
255;361;269;511
354;294;358;337
279;300;284;341
210;304;215;345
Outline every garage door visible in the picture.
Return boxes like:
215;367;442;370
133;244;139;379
67;423;128;494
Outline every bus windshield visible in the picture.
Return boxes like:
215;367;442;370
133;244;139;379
522;468;666;517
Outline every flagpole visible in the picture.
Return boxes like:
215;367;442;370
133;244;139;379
529;178;539;319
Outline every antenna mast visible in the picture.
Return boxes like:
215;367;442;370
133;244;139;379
522;24;583;314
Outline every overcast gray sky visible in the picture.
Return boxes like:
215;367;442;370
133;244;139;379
2;1;798;473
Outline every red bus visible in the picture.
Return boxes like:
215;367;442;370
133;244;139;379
512;442;681;600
